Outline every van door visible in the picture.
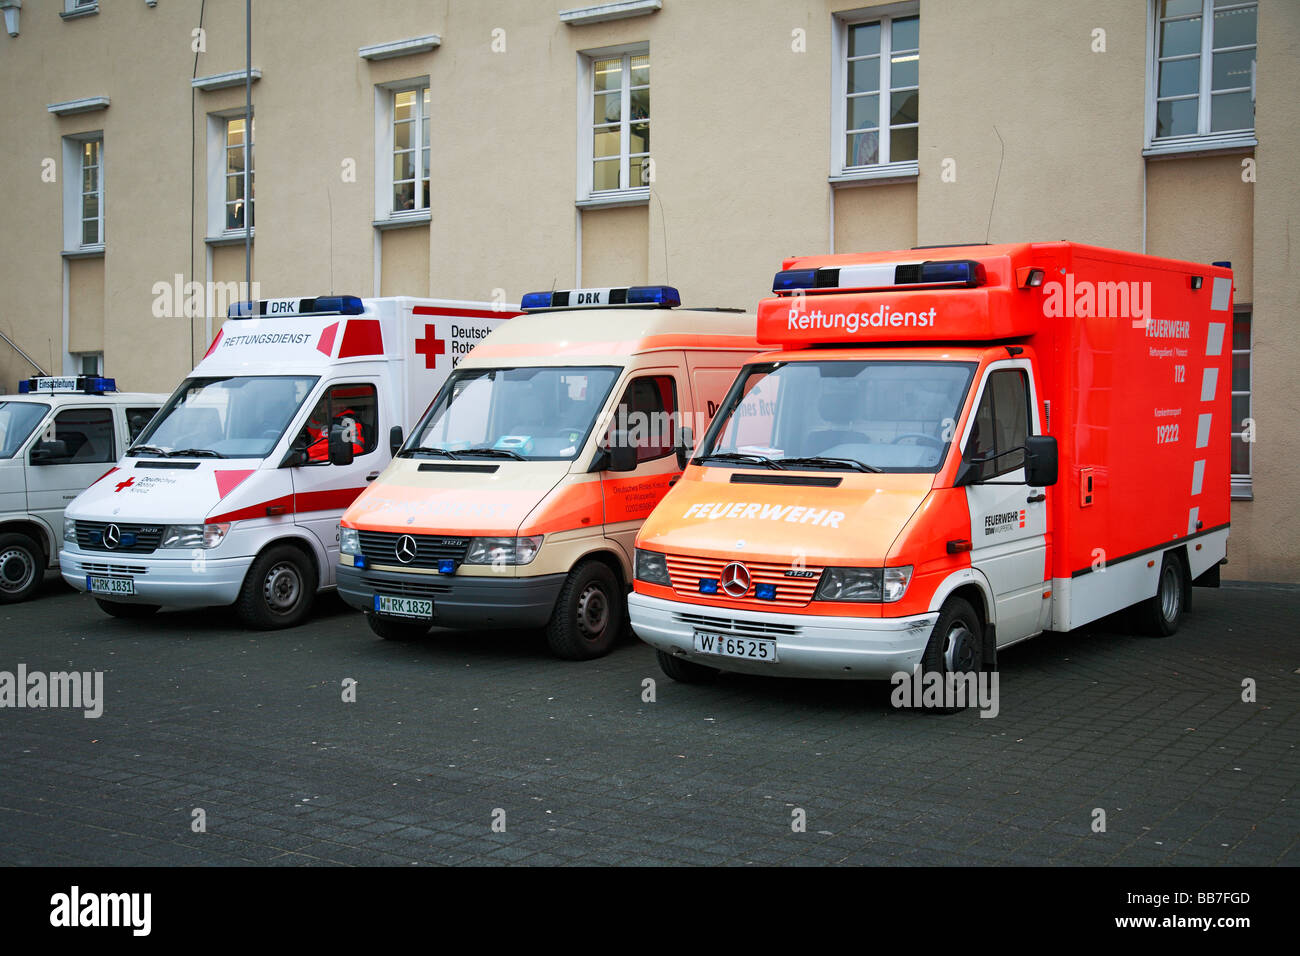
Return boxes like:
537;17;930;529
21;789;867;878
288;381;382;586
600;364;686;560
685;357;746;447
960;363;1049;645
26;405;119;534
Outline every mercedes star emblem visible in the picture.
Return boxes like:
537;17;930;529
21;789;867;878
719;561;751;597
102;524;121;550
395;534;418;564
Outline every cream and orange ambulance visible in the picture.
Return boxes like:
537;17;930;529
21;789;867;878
337;285;760;659
629;243;1232;686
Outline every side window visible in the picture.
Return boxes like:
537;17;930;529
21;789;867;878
43;408;115;464
966;369;1030;481
126;407;160;443
609;375;677;464
298;384;379;462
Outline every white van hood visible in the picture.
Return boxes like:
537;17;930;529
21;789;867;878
65;458;270;524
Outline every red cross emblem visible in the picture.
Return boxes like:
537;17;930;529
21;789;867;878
115;476;135;493
414;324;446;370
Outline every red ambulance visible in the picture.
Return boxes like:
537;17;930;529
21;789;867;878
628;242;1232;686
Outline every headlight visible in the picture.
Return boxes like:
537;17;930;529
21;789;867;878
63;517;76;543
463;536;543;566
635;548;670;586
814;566;912;603
340;526;360;555
160;523;231;549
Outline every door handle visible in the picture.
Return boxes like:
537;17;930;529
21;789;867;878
668;476;679;487
366;471;380;482
1026;493;1046;503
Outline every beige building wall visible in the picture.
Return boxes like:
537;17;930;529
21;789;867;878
0;0;1294;580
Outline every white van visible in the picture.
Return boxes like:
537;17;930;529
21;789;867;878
0;377;166;603
59;295;517;628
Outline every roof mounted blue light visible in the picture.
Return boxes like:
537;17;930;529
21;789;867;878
227;295;366;318
520;291;556;311
19;375;117;395
772;258;987;295
520;285;682;312
626;285;681;307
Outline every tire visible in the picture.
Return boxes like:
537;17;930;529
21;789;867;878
1138;552;1186;637
0;532;45;604
656;649;720;684
95;599;161;619
236;545;316;630
367;614;429;641
546;560;625;660
917;597;984;714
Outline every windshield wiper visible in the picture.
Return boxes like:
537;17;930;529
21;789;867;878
459;447;527;461
776;456;881;473
398;446;461;460
692;452;785;470
167;448;226;459
126;444;169;457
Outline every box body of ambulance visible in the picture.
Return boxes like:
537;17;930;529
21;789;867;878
59;295;516;628
336;285;761;659
0;377;166;603
629;242;1232;681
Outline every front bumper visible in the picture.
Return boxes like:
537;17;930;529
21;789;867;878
627;591;939;680
60;548;251;608
337;563;567;630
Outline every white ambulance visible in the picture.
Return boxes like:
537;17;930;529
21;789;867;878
59;295;518;628
0;376;166;603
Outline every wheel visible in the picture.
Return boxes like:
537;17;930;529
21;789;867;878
917;597;984;713
656;649;720;684
367;614;429;641
236;545;315;630
95;599;161;619
0;532;45;604
545;560;625;660
1137;552;1186;637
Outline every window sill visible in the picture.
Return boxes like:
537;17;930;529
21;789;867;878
206;231;254;247
1143;133;1256;160
829;161;920;187
577;188;649;210
62;245;104;260
373;211;431;231
1231;480;1253;501
59;6;98;21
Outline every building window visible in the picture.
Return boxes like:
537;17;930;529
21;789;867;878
834;8;919;177
224;116;254;231
1149;0;1256;149
62;0;98;17
577;47;649;203
391;86;430;214
1230;307;1251;498
79;138;103;246
72;352;102;377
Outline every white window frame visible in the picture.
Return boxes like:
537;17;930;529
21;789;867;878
374;78;432;226
206;111;254;241
72;352;103;377
830;3;920;184
61;0;99;18
1230;304;1251;499
1144;0;1257;157
576;43;650;208
61;131;104;253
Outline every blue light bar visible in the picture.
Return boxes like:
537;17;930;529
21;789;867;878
227;295;365;318
754;583;776;601
914;261;985;286
310;295;365;315
520;285;682;312
698;578;719;595
772;269;821;293
626;285;681;307
438;559;456;575
19;376;116;395
520;292;555;311
772;259;986;294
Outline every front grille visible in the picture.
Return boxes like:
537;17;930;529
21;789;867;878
78;561;149;575
75;521;164;554
665;554;825;608
361;576;452;598
357;530;470;569
673;612;801;637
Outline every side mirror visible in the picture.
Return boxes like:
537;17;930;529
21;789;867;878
328;424;355;467
676;426;694;470
30;440;69;464
1024;435;1058;487
389;425;404;457
604;430;637;473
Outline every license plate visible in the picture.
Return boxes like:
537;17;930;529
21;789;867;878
87;575;135;596
375;594;432;619
693;630;778;663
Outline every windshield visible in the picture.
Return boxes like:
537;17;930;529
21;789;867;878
701;360;976;473
0;401;49;459
407;366;621;461
133;375;318;459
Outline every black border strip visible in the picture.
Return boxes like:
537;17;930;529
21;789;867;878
417;463;499;474
730;473;843;487
1070;522;1230;578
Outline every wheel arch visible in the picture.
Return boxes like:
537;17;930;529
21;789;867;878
0;518;56;564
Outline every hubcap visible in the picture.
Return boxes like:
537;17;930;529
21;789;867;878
943;623;978;673
576;583;609;640
264;561;302;613
1160;564;1181;622
0;548;35;593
